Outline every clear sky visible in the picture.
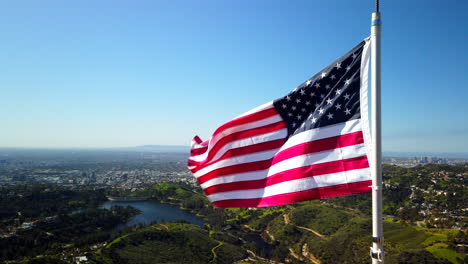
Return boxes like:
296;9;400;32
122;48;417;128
1;0;467;153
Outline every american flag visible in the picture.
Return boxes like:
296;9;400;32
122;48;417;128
189;39;372;208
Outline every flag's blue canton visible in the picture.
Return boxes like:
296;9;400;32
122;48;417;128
273;41;365;137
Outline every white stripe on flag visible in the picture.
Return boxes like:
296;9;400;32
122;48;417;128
197;138;366;187
200;169;270;189
206;129;287;164
278;119;362;152
189;116;284;162
194;120;364;179
267;143;367;176
193;149;280;178
207;167;371;202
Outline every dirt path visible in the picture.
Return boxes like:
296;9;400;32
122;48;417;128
244;250;284;264
283;213;325;239
243;224;257;232
265;229;276;242
209;231;224;264
302;243;322;264
288;248;304;262
296;226;325;239
210;240;223;263
283;213;291;225
282;213;323;264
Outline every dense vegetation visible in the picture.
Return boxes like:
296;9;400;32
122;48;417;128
93;223;246;264
113;165;466;264
123;180;466;264
0;184;106;221
220;201;464;264
0;206;140;261
326;164;467;226
1;163;466;263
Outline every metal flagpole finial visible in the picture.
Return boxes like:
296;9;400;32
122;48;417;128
375;0;379;13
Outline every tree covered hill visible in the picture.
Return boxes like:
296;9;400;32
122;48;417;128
93;223;246;264
118;174;466;264
326;164;467;228
1;163;466;263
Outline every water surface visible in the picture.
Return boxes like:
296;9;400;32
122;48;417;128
101;200;204;230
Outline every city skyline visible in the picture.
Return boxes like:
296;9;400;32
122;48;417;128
1;0;467;153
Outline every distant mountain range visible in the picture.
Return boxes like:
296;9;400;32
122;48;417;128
131;147;468;159
129;146;468;159
129;145;190;152
384;151;468;159
1;146;467;159
130;146;468;159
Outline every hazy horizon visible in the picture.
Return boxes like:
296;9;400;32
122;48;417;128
1;1;467;153
1;146;468;159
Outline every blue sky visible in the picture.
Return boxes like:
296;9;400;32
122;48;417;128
1;0;467;153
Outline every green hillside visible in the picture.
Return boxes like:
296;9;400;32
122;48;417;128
78;175;466;264
93;223;246;264
223;201;463;264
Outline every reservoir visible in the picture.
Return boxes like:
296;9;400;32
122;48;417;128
100;200;204;229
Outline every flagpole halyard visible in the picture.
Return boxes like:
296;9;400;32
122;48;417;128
370;0;384;263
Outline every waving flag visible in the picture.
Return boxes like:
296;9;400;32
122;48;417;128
189;39;372;208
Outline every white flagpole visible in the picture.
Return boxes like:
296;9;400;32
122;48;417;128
370;0;384;263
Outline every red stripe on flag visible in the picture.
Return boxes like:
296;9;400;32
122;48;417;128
194;131;364;182
189;121;286;168
188;138;285;169
190;147;208;156
203;156;369;195
197;159;273;185
271;131;364;166
192;136;203;144
211;108;278;137
212;180;372;208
